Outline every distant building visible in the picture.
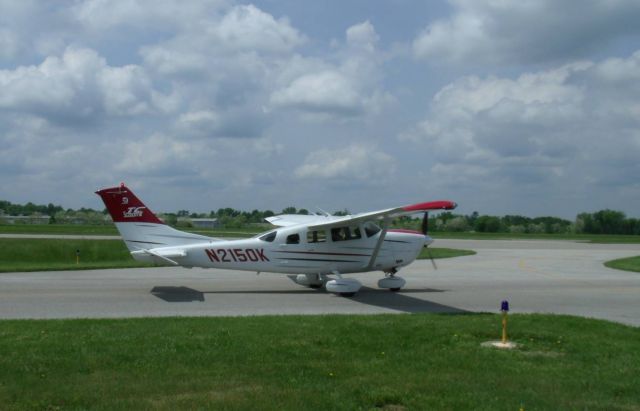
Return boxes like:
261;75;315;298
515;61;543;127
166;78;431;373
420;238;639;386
1;215;50;224
190;218;219;229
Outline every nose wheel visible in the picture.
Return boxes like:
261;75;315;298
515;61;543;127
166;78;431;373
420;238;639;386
378;270;406;292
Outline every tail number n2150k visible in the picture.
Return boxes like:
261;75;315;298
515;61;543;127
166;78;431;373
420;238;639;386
205;248;269;263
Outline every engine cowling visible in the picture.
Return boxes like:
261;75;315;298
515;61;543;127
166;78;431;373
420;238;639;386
326;278;362;296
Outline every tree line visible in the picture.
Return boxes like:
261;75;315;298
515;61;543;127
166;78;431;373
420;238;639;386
1;199;638;235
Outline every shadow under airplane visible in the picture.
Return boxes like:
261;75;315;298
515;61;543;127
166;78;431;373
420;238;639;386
150;285;468;314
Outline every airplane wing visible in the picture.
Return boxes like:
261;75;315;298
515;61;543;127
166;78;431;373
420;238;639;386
306;201;457;231
265;214;341;227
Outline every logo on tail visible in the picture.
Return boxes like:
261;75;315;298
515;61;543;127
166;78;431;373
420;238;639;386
123;206;146;218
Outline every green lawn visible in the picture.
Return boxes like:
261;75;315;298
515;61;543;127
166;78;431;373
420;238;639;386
604;255;640;273
0;224;258;238
419;247;476;259
3;224;640;243
0;224;119;235
0;238;154;272
433;231;640;243
0;314;637;410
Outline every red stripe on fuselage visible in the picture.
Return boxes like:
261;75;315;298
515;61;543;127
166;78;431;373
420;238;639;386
387;229;424;236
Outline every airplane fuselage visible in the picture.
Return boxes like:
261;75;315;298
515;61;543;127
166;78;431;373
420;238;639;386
130;225;428;275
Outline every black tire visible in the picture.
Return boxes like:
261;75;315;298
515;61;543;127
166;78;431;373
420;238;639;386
309;284;323;289
340;292;356;297
390;288;401;292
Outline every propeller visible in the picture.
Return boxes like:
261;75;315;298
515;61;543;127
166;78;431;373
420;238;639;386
421;212;437;269
421;211;429;235
426;248;437;269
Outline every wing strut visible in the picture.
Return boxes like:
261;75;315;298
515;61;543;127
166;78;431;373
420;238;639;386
366;217;390;271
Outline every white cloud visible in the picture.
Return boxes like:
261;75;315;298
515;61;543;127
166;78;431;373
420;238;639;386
269;21;391;119
0;47;153;121
114;133;212;176
72;0;227;31
346;20;379;52
270;70;362;115
139;4;304;78
215;5;304;53
176;110;221;138
402;51;640;193
413;0;640;65
295;145;395;181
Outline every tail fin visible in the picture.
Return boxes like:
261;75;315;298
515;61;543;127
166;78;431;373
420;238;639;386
95;183;163;225
96;183;214;252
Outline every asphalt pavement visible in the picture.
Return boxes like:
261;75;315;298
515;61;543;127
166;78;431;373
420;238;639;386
1;239;638;326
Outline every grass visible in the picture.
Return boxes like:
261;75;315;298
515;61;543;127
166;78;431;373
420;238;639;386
433;231;640;243
0;239;154;272
0;223;119;235
0;224;256;238
3;224;640;243
605;255;640;273
0;314;637;410
419;247;476;259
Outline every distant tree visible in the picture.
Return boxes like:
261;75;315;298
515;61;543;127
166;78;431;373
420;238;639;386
594;210;626;234
282;207;297;214
297;208;309;215
576;210;629;234
474;215;501;232
466;211;480;227
444;216;469;232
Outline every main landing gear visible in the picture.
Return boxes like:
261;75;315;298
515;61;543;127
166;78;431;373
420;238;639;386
293;269;406;297
325;271;362;297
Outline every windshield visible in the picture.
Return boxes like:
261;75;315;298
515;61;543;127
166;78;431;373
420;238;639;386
364;221;381;237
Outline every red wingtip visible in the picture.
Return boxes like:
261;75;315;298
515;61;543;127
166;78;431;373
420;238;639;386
402;201;457;212
95;184;163;224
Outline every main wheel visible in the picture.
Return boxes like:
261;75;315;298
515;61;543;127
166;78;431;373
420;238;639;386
390;287;401;292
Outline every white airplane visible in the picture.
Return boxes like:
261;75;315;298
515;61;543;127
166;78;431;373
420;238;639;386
96;183;457;296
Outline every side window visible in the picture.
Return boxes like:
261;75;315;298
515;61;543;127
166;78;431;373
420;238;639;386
259;231;276;242
307;230;327;243
331;226;362;242
331;227;347;242
286;233;300;244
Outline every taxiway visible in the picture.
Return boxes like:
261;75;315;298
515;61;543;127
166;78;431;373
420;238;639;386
1;239;638;326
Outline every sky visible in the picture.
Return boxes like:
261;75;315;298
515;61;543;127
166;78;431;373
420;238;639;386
1;0;639;219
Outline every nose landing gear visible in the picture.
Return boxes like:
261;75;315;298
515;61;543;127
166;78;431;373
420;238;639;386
378;268;406;292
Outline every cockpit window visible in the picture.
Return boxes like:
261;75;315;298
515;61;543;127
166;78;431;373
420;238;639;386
364;222;381;237
286;233;300;244
259;231;276;242
330;226;362;242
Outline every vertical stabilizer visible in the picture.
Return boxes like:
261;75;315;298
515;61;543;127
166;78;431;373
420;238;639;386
96;183;164;224
96;183;215;252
